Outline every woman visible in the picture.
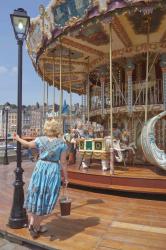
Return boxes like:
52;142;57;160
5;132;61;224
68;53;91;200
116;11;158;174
13;119;68;238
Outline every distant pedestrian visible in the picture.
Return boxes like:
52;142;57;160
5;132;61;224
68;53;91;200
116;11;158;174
13;118;68;239
112;123;122;140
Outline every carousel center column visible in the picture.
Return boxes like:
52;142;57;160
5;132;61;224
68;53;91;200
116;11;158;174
126;59;135;143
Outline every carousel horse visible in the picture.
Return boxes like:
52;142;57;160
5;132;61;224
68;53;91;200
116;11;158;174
103;137;136;170
81;137;136;171
141;111;166;170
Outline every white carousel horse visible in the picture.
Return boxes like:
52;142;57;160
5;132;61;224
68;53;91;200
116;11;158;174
141;111;166;170
101;138;123;171
103;137;136;170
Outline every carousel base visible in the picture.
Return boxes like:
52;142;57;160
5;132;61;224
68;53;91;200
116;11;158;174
67;162;166;195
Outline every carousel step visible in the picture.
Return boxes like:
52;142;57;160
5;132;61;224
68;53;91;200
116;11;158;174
68;178;166;195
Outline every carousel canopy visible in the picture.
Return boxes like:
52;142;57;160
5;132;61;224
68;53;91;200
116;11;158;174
27;0;166;94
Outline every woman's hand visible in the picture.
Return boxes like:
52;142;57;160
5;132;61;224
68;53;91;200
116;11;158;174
64;179;69;187
13;133;20;141
62;175;68;187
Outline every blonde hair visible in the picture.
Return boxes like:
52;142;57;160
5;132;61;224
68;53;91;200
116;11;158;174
44;119;62;137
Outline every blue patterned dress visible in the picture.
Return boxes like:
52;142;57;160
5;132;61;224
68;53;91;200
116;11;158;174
24;136;67;216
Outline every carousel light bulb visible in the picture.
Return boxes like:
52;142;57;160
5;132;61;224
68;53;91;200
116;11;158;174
18;21;24;30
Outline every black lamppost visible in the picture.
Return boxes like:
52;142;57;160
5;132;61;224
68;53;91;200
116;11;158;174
3;104;10;165
9;8;30;229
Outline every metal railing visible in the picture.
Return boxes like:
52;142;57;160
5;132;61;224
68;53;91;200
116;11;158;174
90;79;163;111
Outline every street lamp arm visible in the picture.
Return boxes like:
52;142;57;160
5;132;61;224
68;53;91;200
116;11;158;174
13;133;36;148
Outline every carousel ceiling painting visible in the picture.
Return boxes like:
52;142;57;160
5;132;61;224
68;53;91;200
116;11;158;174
75;22;109;46
27;0;166;94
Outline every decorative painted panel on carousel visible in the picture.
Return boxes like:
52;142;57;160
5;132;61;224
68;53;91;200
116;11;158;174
53;0;92;27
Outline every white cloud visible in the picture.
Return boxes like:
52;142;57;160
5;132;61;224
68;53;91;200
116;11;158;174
11;66;17;74
0;66;8;75
0;65;18;75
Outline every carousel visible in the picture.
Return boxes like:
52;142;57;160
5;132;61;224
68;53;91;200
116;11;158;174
27;0;166;194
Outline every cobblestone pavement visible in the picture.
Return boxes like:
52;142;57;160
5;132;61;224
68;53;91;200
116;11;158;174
0;236;45;250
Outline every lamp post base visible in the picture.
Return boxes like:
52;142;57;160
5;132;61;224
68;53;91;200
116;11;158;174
8;168;28;229
8;214;28;229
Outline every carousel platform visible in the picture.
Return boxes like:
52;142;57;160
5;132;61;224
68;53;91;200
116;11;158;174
67;161;166;195
0;160;166;250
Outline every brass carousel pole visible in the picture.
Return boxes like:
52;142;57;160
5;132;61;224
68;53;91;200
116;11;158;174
59;39;62;128
87;56;90;122
69;49;72;128
145;16;150;122
46;82;48;112
43;61;46;122
109;22;114;175
37;62;43;135
53;54;55;112
39;5;46;122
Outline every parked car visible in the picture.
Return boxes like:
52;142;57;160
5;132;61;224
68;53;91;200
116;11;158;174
0;144;17;151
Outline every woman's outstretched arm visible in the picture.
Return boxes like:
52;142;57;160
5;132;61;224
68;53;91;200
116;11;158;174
13;133;36;149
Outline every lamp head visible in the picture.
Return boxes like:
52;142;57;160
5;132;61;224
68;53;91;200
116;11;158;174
4;102;10;111
10;8;30;41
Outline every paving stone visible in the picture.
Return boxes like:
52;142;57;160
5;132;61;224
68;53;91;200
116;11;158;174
0;239;6;247
0;241;17;250
0;237;45;250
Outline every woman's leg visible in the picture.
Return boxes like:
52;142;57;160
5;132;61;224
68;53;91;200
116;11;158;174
33;214;43;231
29;213;43;230
28;214;45;238
29;213;34;228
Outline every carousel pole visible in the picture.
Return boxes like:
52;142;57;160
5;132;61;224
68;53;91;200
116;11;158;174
69;49;72;128
87;56;90;122
126;60;135;143
43;61;46;122
145;16;150;122
81;95;84;122
109;22;114;175
37;62;43;135
53;54;55;112
39;5;46;122
46;82;48;112
59;39;62;128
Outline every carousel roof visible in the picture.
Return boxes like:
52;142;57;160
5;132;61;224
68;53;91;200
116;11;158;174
27;0;166;94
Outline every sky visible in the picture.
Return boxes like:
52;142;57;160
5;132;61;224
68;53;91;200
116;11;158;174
0;0;81;106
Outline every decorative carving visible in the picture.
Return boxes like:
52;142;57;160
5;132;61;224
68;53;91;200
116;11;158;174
27;21;43;54
98;0;108;13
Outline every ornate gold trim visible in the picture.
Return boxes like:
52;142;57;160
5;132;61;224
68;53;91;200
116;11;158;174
62;37;105;57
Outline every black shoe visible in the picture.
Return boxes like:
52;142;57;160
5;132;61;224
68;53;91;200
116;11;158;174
29;225;40;239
